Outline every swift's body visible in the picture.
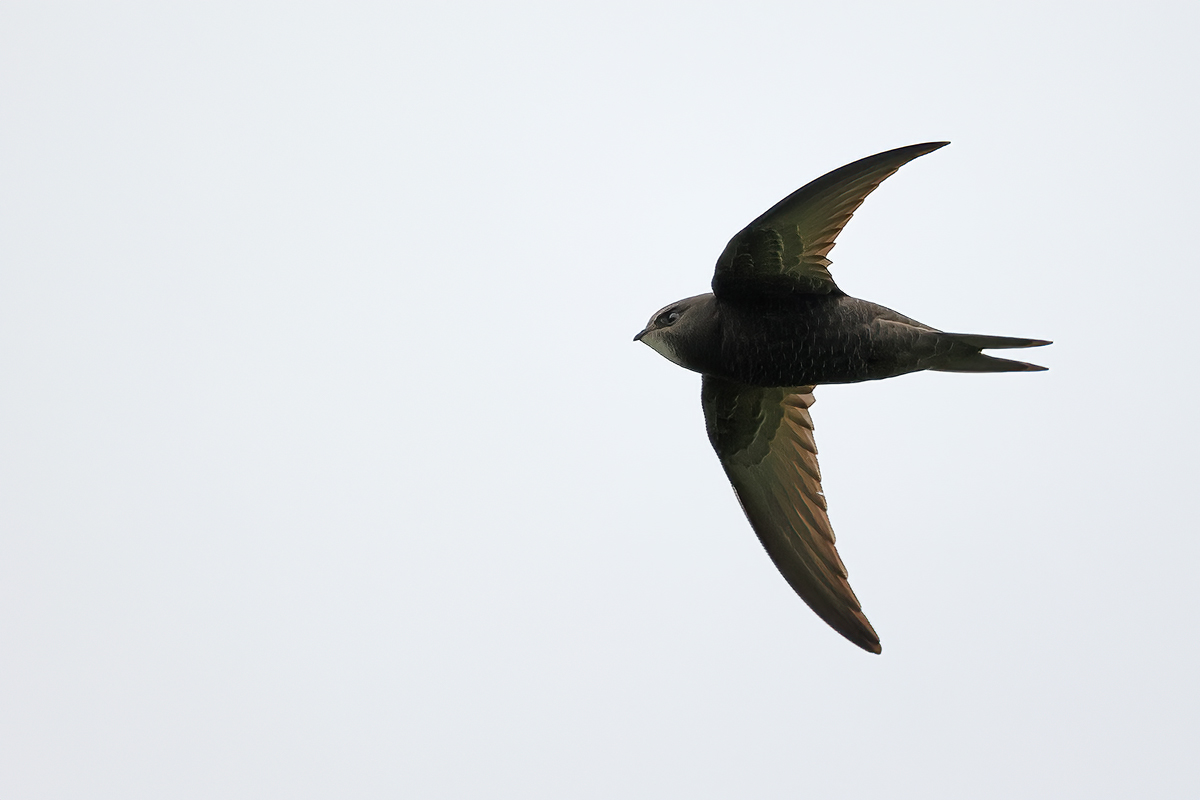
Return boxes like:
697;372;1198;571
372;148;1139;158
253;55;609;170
635;142;1049;653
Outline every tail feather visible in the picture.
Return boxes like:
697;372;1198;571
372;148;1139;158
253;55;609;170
944;333;1052;350
929;332;1051;373
933;353;1048;373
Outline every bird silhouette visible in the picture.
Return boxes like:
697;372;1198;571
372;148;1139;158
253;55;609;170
635;142;1049;653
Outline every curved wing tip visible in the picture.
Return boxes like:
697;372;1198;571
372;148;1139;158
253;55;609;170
847;627;882;654
840;628;882;654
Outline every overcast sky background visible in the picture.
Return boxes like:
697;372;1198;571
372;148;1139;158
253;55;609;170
2;2;1198;798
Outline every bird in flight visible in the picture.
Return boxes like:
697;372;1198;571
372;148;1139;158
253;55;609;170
634;142;1049;653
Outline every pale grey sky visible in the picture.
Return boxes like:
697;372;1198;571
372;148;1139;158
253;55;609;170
2;2;1197;798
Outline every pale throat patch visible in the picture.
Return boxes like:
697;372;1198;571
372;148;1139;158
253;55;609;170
644;331;687;368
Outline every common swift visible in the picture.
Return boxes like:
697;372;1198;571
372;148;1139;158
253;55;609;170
634;142;1049;653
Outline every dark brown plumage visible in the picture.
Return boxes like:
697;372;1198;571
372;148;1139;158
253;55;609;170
635;142;1050;653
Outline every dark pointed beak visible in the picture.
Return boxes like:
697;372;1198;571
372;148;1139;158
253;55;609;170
633;328;647;342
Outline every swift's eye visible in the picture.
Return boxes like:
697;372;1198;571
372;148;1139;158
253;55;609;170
658;310;681;326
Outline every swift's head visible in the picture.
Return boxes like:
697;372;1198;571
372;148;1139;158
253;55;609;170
633;293;718;374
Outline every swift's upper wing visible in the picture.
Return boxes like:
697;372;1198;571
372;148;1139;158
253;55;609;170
711;142;948;300
701;376;880;653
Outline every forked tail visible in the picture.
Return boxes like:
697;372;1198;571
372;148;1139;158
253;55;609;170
929;333;1052;373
